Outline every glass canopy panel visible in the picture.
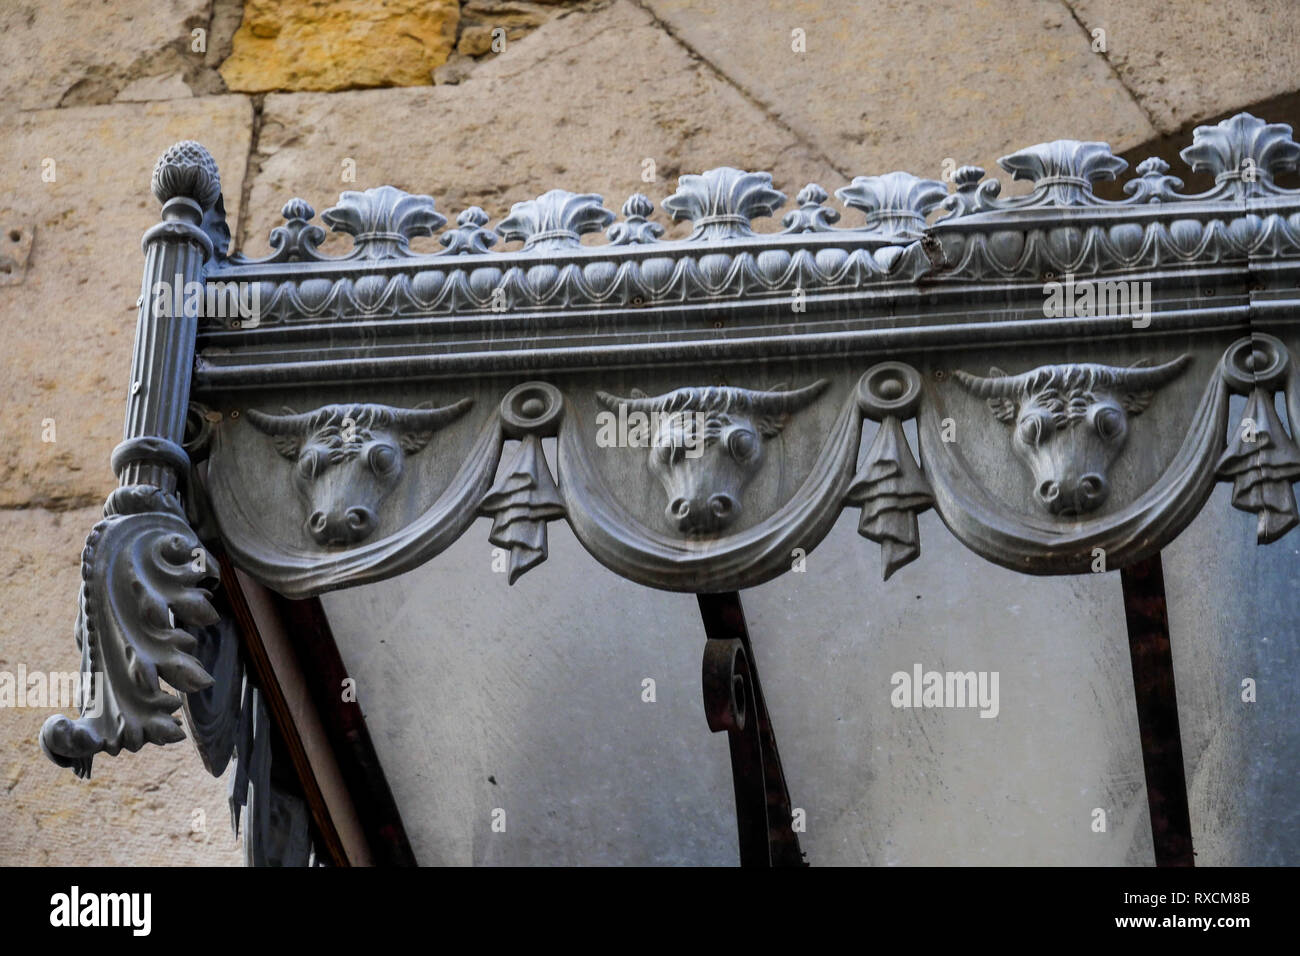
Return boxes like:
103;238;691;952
321;513;738;866
1163;466;1300;865
322;431;1156;865
740;506;1152;865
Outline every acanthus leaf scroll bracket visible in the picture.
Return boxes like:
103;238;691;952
42;141;226;777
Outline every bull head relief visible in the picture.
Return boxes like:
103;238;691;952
954;356;1189;516
596;381;828;535
247;400;472;545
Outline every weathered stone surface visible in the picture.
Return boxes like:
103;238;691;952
0;506;241;866
433;52;477;86
0;0;215;110
242;0;842;257
642;0;1157;181
0;97;252;508
1067;0;1300;133
457;0;575;57
219;0;460;92
114;72;195;103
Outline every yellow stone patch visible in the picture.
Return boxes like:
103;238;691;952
220;0;460;92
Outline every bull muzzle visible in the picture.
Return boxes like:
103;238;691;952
306;505;377;545
667;492;740;534
1036;473;1108;516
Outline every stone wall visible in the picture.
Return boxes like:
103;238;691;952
1;0;1297;866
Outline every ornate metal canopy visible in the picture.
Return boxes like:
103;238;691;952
39;113;1300;865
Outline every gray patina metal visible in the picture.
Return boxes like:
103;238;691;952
38;114;1300;863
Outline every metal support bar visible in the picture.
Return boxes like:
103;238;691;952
267;592;418;866
213;552;350;866
1120;553;1196;867
697;592;806;867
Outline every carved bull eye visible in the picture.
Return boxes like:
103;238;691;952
726;427;759;464
367;442;399;477
1093;406;1124;441
1017;414;1048;448
297;447;324;479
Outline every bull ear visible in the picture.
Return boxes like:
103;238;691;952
630;388;648;400
754;414;787;438
758;383;788;437
981;369;1017;423
1121;359;1156;415
399;431;434;454
261;406;303;459
269;435;302;459
988;397;1017;424
398;401;435;455
1120;390;1156;415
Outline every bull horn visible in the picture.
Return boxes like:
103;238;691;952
245;406;317;435
595;390;664;413
743;379;830;414
390;397;473;431
1112;354;1191;389
951;367;1031;398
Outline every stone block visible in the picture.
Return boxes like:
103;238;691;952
643;0;1158;182
219;0;460;92
1068;0;1300;133
242;0;842;258
0;97;253;507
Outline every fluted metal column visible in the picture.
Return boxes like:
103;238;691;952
116;144;220;494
